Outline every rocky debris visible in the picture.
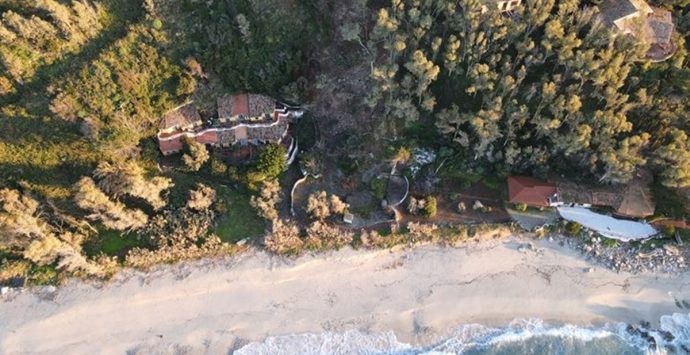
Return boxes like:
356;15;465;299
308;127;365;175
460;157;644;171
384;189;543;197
517;242;545;255
573;235;688;274
624;320;684;352
626;324;658;350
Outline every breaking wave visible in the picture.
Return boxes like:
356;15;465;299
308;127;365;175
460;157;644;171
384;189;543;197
234;313;690;354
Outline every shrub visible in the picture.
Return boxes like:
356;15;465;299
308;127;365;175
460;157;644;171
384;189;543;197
370;177;387;200
187;184;216;211
126;207;240;269
227;166;240;181
300;150;323;177
304;221;354;250
407;222;439;242
359;230;385;248
306;191;330;220
210;157;228;177
407;196;424;215
249;180;282;221
264;219;304;256
602;238;619;248
422;196;437;218
514;203;528;212
182;137;210;172
662;225;676;237
306;191;348;221
0;76;14;95
565;221;582;236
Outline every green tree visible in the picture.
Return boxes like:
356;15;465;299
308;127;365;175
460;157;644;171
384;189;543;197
182;137;210;172
252;143;287;180
370;0;652;184
655;128;690;188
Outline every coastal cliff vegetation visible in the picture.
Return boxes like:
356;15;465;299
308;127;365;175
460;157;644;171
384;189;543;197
1;0;690;285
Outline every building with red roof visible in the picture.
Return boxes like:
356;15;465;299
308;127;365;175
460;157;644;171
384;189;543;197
157;94;303;159
507;176;558;208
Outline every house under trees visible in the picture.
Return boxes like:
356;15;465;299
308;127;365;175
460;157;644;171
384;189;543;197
597;0;675;61
484;0;676;61
507;174;656;218
157;94;302;163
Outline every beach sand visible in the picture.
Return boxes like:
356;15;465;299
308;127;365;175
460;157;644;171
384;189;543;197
1;236;689;354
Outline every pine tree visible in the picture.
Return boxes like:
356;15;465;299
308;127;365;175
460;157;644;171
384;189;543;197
74;177;148;231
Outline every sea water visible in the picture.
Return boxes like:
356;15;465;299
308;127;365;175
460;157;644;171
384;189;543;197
234;313;690;354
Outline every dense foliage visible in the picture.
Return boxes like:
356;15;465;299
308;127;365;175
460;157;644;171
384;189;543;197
180;0;331;95
1;0;689;285
365;0;690;186
0;0;106;95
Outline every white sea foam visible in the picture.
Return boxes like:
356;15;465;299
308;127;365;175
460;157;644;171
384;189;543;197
234;330;414;355
234;314;690;355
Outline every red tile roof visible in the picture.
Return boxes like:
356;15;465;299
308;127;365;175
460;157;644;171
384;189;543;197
159;131;218;154
232;94;249;117
159;136;183;154
196;131;218;144
508;176;557;207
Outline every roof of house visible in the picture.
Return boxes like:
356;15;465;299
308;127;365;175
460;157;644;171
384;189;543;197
245;120;289;143
555;174;655;218
507;176;557;207
217;93;276;120
648;7;674;44
195;131;218;145
159;136;184;154
599;0;652;27
159;103;202;131
615;184;655;217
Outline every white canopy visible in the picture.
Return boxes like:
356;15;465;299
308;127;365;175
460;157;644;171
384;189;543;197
557;206;658;241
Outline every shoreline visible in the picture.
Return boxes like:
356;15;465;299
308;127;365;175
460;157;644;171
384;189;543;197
1;235;689;353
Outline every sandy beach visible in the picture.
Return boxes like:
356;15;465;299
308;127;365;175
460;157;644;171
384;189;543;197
1;236;689;354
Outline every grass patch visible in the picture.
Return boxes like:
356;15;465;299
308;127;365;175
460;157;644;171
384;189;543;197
214;185;265;243
83;228;142;258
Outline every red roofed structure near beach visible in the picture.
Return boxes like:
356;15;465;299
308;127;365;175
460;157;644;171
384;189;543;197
508;176;558;207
